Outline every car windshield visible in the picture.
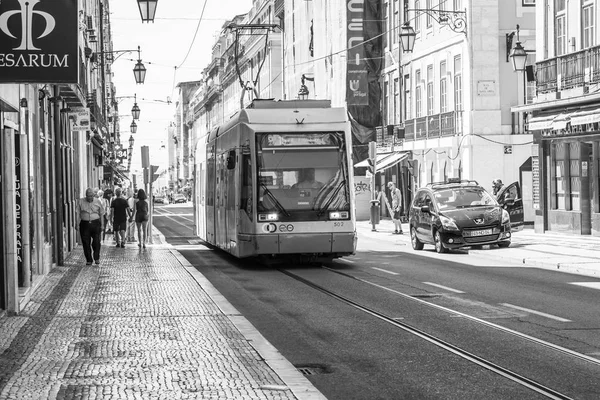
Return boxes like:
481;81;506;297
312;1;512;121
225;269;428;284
434;187;497;210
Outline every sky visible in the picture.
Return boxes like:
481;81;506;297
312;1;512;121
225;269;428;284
108;0;253;172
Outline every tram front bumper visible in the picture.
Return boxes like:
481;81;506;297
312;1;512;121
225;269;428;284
243;232;356;256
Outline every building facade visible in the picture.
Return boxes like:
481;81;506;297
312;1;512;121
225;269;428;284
513;0;600;236
0;0;127;313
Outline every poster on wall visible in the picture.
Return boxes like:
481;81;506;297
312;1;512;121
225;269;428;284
0;0;79;83
68;108;90;131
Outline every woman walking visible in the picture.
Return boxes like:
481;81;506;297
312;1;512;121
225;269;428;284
131;188;150;248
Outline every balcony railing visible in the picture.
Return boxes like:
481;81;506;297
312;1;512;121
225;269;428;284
403;111;463;141
536;45;600;94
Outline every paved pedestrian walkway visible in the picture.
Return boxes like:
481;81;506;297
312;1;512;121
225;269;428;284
0;228;325;400
357;219;600;278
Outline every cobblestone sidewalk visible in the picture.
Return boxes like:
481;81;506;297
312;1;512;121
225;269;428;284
0;243;322;399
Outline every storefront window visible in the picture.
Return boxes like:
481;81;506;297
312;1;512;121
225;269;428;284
569;142;580;211
553;142;566;209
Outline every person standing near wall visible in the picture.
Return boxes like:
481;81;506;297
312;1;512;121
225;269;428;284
387;181;403;234
77;188;105;265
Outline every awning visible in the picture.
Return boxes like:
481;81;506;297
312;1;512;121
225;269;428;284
527;114;555;131
570;107;600;126
551;113;572;130
354;151;409;172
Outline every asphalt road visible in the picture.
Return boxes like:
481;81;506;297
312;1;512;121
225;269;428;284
153;204;600;399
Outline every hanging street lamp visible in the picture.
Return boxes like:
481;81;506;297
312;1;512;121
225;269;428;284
130;120;138;134
129;135;135;148
399;23;416;53
131;94;141;120
509;26;528;72
137;0;158;23
133;46;147;84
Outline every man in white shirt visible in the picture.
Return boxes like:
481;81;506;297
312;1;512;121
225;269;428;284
77;188;105;265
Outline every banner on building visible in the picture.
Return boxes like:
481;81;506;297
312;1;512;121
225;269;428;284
346;1;369;105
0;0;79;83
68;108;91;131
346;0;382;166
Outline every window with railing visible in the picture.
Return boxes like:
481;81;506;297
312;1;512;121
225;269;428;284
384;80;389;125
556;15;566;56
454;55;463;111
393;77;399;124
427;65;434;116
416;69;422;118
583;4;595;49
404;74;411;120
440;61;447;112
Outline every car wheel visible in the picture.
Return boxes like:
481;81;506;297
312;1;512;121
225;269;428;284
434;231;447;253
498;241;511;248
411;226;424;250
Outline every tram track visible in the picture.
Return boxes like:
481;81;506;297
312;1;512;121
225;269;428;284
279;267;586;400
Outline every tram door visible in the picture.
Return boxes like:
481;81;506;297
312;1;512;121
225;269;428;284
216;152;227;249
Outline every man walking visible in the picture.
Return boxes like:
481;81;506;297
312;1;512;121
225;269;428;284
111;187;131;248
387;181;403;234
77;188;105;265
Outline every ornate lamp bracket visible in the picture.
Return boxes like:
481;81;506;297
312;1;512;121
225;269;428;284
408;8;467;35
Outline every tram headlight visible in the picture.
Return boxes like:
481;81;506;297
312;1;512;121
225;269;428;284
258;212;279;222
329;211;349;220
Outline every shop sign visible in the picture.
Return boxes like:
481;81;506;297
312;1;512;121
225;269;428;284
0;0;79;83
14;136;23;274
68;108;90;131
115;148;128;163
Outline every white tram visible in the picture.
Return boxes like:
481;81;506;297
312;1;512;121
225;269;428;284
193;99;357;262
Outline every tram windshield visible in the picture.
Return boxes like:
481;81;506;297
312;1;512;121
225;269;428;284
256;132;350;218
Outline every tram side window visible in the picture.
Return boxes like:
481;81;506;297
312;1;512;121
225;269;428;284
241;153;253;220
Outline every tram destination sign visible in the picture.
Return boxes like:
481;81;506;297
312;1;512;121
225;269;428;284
0;0;79;83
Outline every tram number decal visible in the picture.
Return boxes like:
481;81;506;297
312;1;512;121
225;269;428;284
334;222;344;227
262;223;277;233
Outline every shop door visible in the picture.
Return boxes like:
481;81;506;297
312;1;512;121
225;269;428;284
581;143;593;235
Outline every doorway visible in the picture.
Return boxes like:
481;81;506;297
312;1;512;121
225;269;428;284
581;142;593;235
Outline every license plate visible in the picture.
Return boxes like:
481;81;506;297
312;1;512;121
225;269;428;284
468;229;493;237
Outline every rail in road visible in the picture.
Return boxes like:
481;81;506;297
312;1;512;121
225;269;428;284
278;265;600;400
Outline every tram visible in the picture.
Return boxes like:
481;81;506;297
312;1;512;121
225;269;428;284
193;99;357;262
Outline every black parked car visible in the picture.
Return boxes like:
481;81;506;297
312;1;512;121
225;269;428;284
408;178;524;253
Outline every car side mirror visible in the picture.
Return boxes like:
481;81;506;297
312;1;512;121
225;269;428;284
421;205;430;214
226;150;236;170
